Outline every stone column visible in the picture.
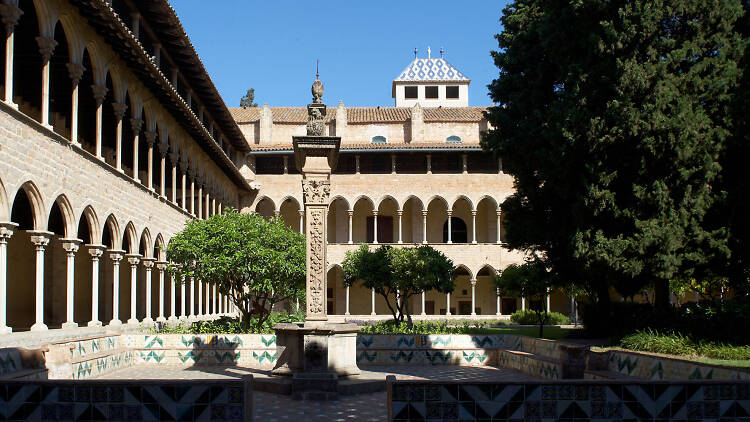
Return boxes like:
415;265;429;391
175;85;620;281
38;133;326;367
189;277;195;320
283;155;289;174
0;3;22;107
496;210;502;243
205;190;211;217
521;297;526;311
213;284;217;316
142;258;155;324
426;154;432;174
371;288;376;316
29;232;50;331
197;279;203;318
160;143;171;197
180;157;188;210
422;210;428;244
345;286;350;316
372;210;379;244
91;85;108;159
496;288;501;316
170;151;178;204
180;276;186;319
61;239;81;329
66;63;84;145
355;155;360;174
446;210;453;243
0;223;16;333
462;153;468;174
189;170;196;215
397;210;403;244
421;291;425;316
126;254;140;325
156;262;167;323
170;273;178;321
197;183;203;219
112;103;127;172
144;131;157;190
446;292;452;316
87;245;105;327
36;36;57;128
546;288;551;313
130;118;142;181
298;210;304;234
471;210;477;244
470;278;477;316
212;197;216;216
347;210;353;244
391;153;396;174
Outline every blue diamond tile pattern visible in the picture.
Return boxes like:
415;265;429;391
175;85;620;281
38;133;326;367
395;58;469;82
0;379;248;421
389;380;750;421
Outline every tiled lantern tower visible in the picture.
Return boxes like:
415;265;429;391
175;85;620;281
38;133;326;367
272;72;360;381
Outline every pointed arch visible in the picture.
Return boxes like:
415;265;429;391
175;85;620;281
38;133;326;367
476;195;499;210
102;214;120;249
58;13;87;64
77;205;100;244
454;264;474;280
451;195;474;212
476;264;498;277
278;195;301;212
122;222;138;254
426;195;449;210
0;176;9;222
12;181;46;231
153;233;166;261
85;39;112;86
401;195;424;212
139;227;153;258
48;194;76;238
376;195;400;211
352;195;375;211
254;196;275;215
328;195;350;211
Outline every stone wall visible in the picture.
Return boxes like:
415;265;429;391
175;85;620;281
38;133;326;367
596;349;750;381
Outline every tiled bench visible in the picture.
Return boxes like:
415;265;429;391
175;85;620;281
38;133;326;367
386;376;750;421
0;376;253;421
0;347;47;380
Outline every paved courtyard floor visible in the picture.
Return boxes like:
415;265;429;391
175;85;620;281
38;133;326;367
97;365;534;421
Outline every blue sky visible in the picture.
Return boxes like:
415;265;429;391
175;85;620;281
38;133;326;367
171;1;511;108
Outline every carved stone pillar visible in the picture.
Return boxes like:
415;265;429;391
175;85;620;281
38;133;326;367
130;118;143;182
112;103;128;172
29;232;51;331
0;222;17;333
298;210;304;234
91;85;108;159
61;239;81;329
126;254;141;325
36;36;57;128
66;63;85;145
156;261;167;323
87;245;105;327
142;258;155;324
0;3;22;107
144;131;157;190
302;178;331;321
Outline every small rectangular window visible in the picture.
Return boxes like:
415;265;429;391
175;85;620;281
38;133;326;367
404;86;418;99
425;86;439;99
446;86;459;99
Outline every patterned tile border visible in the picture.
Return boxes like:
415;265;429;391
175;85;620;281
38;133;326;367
387;377;750;421
605;349;750;381
0;377;252;421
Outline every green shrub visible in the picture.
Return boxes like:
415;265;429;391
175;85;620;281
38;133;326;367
154;311;304;335
510;310;570;325
619;329;750;360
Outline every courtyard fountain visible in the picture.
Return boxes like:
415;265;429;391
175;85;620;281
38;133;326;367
271;72;360;398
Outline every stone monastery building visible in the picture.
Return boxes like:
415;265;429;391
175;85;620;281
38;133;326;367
0;0;572;338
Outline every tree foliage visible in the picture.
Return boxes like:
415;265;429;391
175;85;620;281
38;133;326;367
240;88;257;108
342;245;455;323
493;261;555;337
166;210;305;330
482;1;745;309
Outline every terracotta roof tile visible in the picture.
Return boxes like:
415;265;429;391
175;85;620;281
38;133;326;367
229;106;487;124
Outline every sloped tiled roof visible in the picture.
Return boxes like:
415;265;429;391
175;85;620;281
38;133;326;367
248;142;482;152
229;106;486;124
394;58;470;82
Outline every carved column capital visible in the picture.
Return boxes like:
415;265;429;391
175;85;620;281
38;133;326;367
126;254;141;267
36;36;58;63
142;258;155;269
301;179;330;205
156;261;167;271
446;210;453;217
471;210;477;217
109;250;124;262
0;4;23;36
159;142;171;158
0;222;17;242
30;233;50;249
61;239;81;254
66;63;85;87
143;131;157;146
129;118;143;133
87;244;105;259
91;85;108;106
111;103;128;122
421;210;428;217
470;278;477;287
168;151;180;165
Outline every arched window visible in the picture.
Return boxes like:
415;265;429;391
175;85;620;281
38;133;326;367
446;135;462;143
442;217;468;243
372;136;387;144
